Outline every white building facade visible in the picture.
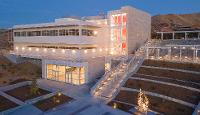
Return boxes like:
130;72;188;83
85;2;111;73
11;6;151;85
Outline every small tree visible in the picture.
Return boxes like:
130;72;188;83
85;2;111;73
137;89;149;113
30;78;39;95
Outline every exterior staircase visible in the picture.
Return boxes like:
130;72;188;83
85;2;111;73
91;56;144;101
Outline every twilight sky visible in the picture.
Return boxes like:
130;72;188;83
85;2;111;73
0;0;200;28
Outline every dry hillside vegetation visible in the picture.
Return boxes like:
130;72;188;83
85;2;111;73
0;56;41;86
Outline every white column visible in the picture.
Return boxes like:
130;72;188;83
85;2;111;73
193;48;196;62
146;48;149;59
161;33;163;40
157;48;160;59
168;47;171;60
179;47;182;61
172;32;175;40
185;32;187;39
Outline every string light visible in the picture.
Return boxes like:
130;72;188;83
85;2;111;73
137;89;149;113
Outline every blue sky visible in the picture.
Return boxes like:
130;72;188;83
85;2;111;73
0;0;199;28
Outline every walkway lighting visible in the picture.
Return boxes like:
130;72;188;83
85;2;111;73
15;47;19;50
99;48;102;52
94;31;98;35
43;48;47;52
72;50;76;54
62;49;65;53
92;49;96;53
84;50;88;54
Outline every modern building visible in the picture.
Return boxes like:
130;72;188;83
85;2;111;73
10;6;151;85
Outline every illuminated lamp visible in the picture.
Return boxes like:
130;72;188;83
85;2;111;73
43;48;47;52
36;48;39;52
62;49;65;53
99;48;102;52
22;47;25;50
28;48;32;51
94;31;98;35
72;50;76;54
52;49;55;52
105;48;108;51
182;47;186;49
92;49;96;53
15;47;19;50
84;50;88;54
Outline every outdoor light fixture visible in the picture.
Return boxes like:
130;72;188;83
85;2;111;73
99;48;102;52
36;48;39;52
62;49;65;53
52;49;55;52
92;49;96;53
105;48;108;51
28;48;32;51
15;47;19;50
22;47;25;50
84;50;88;54
43;48;47;52
72;50;76;54
94;31;98;35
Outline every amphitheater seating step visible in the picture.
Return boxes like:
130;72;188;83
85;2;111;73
113;90;194;115
123;79;200;105
142;59;200;72
132;73;200;89
137;67;200;83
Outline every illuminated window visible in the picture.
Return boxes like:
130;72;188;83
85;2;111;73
46;64;85;85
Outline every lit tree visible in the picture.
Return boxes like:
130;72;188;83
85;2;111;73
137;89;149;113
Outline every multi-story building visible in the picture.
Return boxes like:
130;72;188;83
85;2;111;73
10;6;151;85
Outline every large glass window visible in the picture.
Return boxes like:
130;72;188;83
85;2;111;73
46;64;85;85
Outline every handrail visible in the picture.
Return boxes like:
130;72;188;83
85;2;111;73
90;59;125;95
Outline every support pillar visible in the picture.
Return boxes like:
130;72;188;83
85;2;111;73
193;49;196;62
185;32;187;39
168;47;172;60
146;48;149;59
161;33;163;40
157;48;160;59
172;32;175;40
179;47;182;61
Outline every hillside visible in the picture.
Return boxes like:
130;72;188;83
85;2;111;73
0;55;41;86
152;13;200;33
